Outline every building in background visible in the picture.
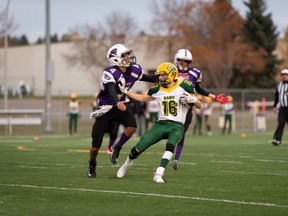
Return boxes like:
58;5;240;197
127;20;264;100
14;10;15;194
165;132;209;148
0;36;172;97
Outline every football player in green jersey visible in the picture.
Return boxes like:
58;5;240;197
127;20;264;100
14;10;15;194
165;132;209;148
116;62;201;183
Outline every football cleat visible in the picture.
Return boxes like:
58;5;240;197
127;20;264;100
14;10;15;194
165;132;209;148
110;146;121;164
87;165;96;178
272;139;281;146
117;160;134;178
153;174;165;183
106;146;113;155
172;160;180;170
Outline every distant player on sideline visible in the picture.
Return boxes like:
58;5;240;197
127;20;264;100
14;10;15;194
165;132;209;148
116;62;201;183
67;92;81;136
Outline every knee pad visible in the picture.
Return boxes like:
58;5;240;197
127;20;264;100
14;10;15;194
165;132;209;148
130;146;141;159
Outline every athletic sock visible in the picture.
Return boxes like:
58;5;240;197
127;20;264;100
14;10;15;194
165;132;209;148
109;138;116;147
115;133;130;149
174;145;183;160
89;159;96;167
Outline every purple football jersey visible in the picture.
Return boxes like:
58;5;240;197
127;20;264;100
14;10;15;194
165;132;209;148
178;67;202;85
98;64;144;106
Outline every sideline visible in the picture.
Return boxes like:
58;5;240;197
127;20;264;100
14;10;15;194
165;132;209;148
0;183;287;209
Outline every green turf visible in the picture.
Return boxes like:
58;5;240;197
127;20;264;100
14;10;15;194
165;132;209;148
0;132;287;216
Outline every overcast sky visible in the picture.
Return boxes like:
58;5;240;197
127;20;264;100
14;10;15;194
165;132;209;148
1;0;288;43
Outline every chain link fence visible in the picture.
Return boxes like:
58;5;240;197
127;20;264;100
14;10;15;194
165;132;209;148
0;88;277;136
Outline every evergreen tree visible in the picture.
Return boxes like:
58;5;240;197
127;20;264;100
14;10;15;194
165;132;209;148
243;0;280;88
19;35;29;45
51;33;58;43
36;37;43;44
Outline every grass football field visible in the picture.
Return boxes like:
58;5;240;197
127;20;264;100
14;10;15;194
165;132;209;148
0;132;287;216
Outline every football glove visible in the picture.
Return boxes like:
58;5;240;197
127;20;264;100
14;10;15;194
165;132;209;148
215;94;229;104
180;93;197;104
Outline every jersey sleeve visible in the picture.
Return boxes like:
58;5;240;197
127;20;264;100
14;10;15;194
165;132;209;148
179;80;195;93
102;71;116;85
196;71;202;83
131;64;145;80
192;67;202;83
147;86;160;96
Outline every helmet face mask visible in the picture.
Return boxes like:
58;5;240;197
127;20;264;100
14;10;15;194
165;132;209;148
155;62;178;87
174;49;193;71
122;51;136;66
107;44;136;67
158;73;169;87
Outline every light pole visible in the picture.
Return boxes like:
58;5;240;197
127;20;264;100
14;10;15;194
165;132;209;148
44;0;53;133
3;0;11;110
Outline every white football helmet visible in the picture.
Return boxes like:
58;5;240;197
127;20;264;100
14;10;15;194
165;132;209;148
106;44;136;67
174;49;193;71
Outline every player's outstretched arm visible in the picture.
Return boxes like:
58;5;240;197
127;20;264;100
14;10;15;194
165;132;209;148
127;91;153;102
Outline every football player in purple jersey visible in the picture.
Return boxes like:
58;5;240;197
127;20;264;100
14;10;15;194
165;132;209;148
87;44;156;178
172;49;228;170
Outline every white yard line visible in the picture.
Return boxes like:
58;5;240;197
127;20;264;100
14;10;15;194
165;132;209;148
221;171;287;176
254;159;286;163
178;162;196;165
0;140;32;143
16;166;47;169
210;160;243;164
0;183;287;209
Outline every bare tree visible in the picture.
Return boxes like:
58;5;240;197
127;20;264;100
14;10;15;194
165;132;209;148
0;3;18;45
149;0;192;62
277;28;288;69
187;1;244;88
63;11;138;91
149;0;266;88
103;11;138;38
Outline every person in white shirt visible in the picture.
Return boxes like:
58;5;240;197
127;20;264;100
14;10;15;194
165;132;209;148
67;93;81;136
222;96;234;134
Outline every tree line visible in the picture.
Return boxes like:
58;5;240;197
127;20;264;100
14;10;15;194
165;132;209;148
0;0;287;89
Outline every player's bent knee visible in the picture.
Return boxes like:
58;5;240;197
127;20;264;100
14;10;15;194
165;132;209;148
125;127;136;136
166;143;175;153
163;150;173;160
